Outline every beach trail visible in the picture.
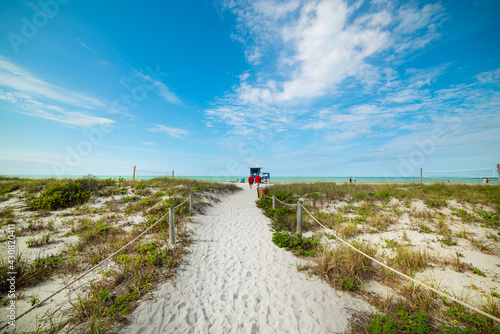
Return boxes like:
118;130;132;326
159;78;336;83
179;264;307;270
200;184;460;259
123;184;370;333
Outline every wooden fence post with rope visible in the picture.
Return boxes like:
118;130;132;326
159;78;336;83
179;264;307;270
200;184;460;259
259;190;500;324
0;193;196;332
169;207;175;245
296;200;303;237
296;202;500;324
497;163;500;184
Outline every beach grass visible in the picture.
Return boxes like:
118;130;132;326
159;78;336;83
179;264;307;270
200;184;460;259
257;182;500;333
0;175;239;332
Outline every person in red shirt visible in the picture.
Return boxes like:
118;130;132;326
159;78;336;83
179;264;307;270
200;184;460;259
248;174;254;189
255;174;261;187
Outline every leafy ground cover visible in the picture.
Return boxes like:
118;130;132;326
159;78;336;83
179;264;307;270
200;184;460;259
0;175;239;333
257;182;500;333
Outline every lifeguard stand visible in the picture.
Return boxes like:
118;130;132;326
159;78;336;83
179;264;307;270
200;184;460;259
248;164;270;183
248;164;262;177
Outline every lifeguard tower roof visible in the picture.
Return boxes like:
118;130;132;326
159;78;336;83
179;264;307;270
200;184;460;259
248;164;263;176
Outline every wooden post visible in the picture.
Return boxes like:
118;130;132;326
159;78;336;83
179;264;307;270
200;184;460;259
272;195;276;209
169;207;175;245
133;166;136;181
172;170;174;178
189;193;194;212
420;168;423;184
497;164;500;184
297;200;303;237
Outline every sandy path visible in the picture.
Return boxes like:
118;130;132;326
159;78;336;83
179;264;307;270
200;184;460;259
123;185;370;333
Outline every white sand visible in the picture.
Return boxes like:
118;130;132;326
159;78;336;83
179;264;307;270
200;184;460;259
123;184;371;333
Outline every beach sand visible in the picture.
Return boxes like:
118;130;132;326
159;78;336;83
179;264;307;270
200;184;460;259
123;184;371;333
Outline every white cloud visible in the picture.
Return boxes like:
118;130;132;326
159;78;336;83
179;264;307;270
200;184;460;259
475;68;500;85
0;56;104;108
218;0;445;105
206;0;499;166
0;90;114;127
133;70;181;105
146;124;189;139
142;141;158;146
75;38;112;67
0;57;115;127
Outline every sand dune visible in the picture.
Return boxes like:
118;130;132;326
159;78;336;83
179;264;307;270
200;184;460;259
123;184;371;333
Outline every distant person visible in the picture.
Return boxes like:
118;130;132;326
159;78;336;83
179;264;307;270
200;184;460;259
248;174;254;189
349;176;352;183
255;174;261;187
236;179;239;183
486;178;489;184
354;176;357;183
381;178;383;182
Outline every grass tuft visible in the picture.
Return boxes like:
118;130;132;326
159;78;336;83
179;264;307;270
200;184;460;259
317;240;377;291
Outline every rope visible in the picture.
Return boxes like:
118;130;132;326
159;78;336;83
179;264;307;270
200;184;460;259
136;169;172;174
0;206;175;331
274;197;298;207
175;197;190;209
299;204;500;324
424;167;495;173
423;176;487;180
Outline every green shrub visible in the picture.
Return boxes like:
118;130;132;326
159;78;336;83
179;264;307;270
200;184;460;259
136;241;157;253
424;198;448;209
443;304;499;333
472;268;486;277
272;232;320;256
115;188;128;195
369;307;431;334
126;198;159;213
27;181;91;210
374;190;391;202
256;191;299;232
25;175;117;210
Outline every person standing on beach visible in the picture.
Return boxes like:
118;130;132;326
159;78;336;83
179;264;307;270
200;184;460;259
354;176;357;183
349;176;352;183
255;174;261;187
248;174;254;189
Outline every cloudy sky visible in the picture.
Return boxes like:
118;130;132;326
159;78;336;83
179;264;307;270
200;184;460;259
0;0;499;178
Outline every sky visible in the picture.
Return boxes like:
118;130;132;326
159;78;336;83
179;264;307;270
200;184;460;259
0;0;499;178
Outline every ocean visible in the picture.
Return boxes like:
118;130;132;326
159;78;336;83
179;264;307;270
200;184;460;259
2;175;496;184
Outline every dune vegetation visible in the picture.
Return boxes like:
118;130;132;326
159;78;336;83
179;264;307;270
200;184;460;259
0;175;238;333
257;182;500;333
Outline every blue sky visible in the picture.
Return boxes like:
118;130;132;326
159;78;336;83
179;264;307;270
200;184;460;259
0;0;499;178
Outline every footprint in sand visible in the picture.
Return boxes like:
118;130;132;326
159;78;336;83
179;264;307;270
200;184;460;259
177;301;186;310
123;185;371;333
185;311;197;326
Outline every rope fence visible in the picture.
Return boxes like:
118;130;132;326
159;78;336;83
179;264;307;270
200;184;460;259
132;166;175;180
0;194;195;331
262;192;500;324
136;169;172;174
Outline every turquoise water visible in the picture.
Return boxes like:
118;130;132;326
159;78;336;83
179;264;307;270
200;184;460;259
1;175;496;184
